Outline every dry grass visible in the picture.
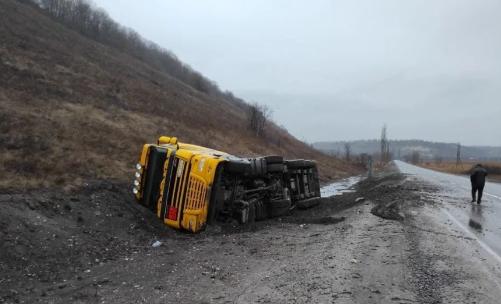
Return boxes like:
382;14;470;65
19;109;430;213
420;161;501;182
0;0;362;190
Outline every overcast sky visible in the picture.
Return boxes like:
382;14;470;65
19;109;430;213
96;0;501;146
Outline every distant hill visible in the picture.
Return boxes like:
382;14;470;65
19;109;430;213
0;0;359;188
314;139;501;161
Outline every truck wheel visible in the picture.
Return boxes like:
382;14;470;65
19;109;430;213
249;158;267;177
285;159;305;169
302;160;315;168
268;199;292;217
264;155;283;164
266;163;284;173
285;159;315;170
225;160;250;174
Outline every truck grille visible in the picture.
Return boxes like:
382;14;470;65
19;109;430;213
166;158;191;221
184;175;208;211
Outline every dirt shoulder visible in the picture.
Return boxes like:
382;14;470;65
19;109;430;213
2;169;501;303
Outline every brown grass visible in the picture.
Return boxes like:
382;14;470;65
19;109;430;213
0;0;362;190
420;161;501;182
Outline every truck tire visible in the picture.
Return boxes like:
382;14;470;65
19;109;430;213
302;160;315;168
285;159;305;169
286;159;315;170
266;163;284;173
268;199;292;217
249;158;267;177
225;160;250;174
264;155;283;164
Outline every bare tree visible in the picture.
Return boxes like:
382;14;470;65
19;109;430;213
248;102;271;137
411;151;420;164
344;143;351;162
359;153;369;166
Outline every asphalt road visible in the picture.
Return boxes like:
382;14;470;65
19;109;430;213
395;160;501;264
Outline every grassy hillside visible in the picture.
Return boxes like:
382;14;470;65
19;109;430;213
0;0;360;189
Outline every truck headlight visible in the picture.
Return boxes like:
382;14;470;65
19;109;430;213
135;172;141;179
136;163;142;170
133;187;139;194
134;180;140;186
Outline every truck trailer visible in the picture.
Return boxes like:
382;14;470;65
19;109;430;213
133;136;321;232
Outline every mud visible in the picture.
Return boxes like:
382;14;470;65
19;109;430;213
1;169;500;303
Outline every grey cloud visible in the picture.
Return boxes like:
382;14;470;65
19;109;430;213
96;0;501;146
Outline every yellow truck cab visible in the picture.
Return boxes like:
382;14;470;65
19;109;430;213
133;136;320;232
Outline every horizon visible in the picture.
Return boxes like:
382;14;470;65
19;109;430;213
313;138;501;148
96;0;501;146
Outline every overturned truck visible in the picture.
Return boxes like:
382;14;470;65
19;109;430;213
132;136;321;232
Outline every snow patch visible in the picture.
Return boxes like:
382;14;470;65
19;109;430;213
321;176;361;198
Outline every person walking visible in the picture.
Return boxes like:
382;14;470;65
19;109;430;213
470;164;488;204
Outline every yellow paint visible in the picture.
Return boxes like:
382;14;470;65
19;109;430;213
134;144;152;200
136;136;227;232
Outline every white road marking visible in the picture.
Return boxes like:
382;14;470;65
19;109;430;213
485;192;501;200
441;208;501;289
442;208;501;264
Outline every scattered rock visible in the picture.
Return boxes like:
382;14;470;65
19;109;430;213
26;201;37;210
371;200;404;221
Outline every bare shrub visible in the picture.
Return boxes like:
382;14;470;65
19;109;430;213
411;151;420;164
344;143;351;162
380;124;390;163
248;102;271;137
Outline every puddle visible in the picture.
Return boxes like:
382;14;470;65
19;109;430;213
321;176;362;198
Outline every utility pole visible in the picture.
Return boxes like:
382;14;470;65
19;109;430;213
344;143;351;162
456;143;462;168
367;155;373;178
380;124;388;163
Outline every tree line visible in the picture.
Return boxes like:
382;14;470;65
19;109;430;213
19;0;237;99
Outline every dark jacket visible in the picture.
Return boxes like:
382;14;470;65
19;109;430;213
470;165;488;187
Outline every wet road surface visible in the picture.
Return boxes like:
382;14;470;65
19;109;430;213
396;160;501;263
